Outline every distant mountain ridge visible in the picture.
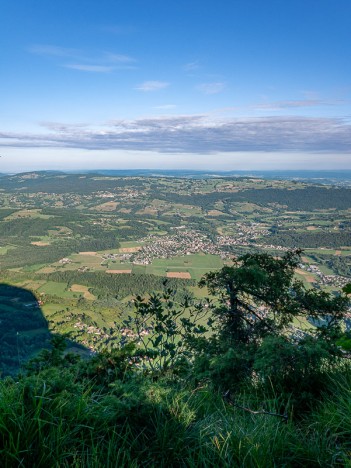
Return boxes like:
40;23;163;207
1;169;351;185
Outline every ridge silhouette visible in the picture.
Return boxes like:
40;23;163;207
0;283;87;376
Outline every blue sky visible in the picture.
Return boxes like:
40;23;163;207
1;0;350;171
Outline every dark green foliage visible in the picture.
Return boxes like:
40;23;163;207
253;336;335;409
266;230;351;248
310;253;351;277
159;186;351;211
196;250;349;409
44;270;195;299
0;172;145;194
122;289;209;374
326;255;351;276
200;250;302;345
0;237;118;268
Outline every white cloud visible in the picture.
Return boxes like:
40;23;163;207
136;81;170;92
64;64;114;73
196;82;225;95
28;44;136;72
254;99;343;111
1;115;351;155
184;60;200;71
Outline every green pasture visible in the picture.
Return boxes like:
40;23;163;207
5;209;54;220
119;241;143;248
148;229;169;235
48;226;72;236
38;281;76;298
66;254;106;270
30;235;52;243
22;264;48;273
318;264;335;275
152;254;222;269
0;245;16;255
106;263;133;271
146;254;224;280
305;248;341;256
233;202;266;213
294;272;316;289
41;303;64;317
132;265;147;274
189;285;210;298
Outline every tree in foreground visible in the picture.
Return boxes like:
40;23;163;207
124;249;349;409
196;249;350;406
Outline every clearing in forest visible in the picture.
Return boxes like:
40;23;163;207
70;284;96;300
207;210;224;216
36;266;57;274
93;201;119;211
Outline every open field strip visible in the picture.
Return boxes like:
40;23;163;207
22;280;47;290
119;247;142;253
31;241;51;246
119;241;144;248
106;269;132;274
38;281;77;298
295;268;316;283
166;272;192;279
70;284;96;300
70;253;104;266
4;209;54;220
92;201;119;211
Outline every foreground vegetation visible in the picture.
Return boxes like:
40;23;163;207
2;363;351;467
1;251;351;466
1;172;350;359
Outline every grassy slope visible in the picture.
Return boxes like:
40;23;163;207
0;363;350;467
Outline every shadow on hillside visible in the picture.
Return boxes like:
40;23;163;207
0;283;87;376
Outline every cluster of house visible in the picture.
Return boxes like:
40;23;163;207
131;230;222;265
95;189;146;200
127;223;272;265
303;263;350;288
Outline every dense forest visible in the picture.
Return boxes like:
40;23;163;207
158;186;351;211
266;231;351;248
0;237;118;268
0;172;146;194
44;270;196;299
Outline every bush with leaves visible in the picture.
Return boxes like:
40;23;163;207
121;287;212;376
196;250;350;405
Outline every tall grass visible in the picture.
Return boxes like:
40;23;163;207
1;367;350;467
